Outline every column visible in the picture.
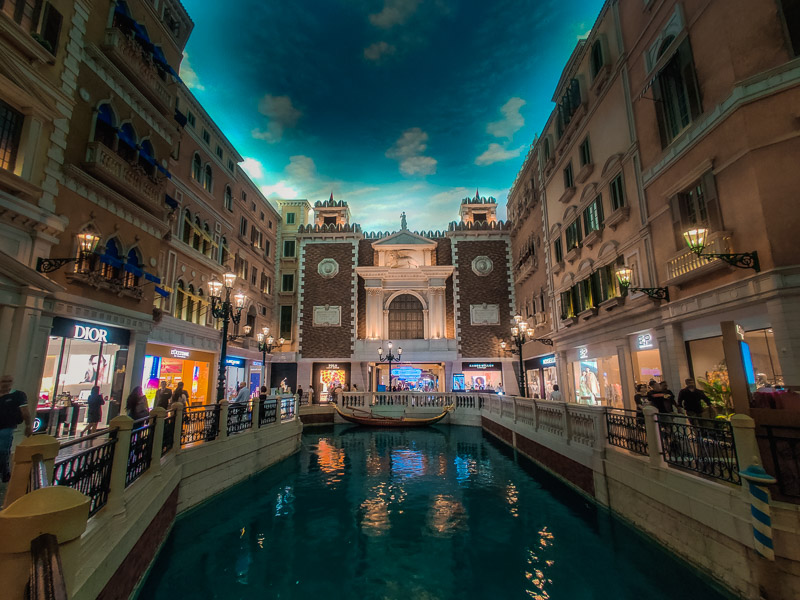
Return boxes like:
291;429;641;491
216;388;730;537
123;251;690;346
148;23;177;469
661;322;690;388
422;309;430;339
124;329;150;401
616;342;635;410
106;415;134;515
366;287;383;339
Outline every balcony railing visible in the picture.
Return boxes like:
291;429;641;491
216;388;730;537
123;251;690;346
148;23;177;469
83;141;167;215
102;27;172;113
666;231;732;284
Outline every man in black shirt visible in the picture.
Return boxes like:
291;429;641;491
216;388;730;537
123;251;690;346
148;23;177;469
678;378;712;418
0;375;32;483
156;381;173;410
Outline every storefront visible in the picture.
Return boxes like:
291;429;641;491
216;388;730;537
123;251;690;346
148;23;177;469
270;362;297;393
460;362;503;392
39;317;131;429
629;330;663;387
141;344;214;407
524;354;558;399
569;346;623;407
372;362;444;392
312;362;351;403
224;356;247;400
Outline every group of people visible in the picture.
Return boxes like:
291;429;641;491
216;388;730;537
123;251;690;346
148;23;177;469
633;378;713;418
124;381;190;421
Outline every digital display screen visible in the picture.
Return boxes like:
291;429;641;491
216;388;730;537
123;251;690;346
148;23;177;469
740;341;757;395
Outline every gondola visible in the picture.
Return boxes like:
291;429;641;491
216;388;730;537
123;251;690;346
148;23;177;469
331;401;454;427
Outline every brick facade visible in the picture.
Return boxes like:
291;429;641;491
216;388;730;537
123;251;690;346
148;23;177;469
455;238;513;358
300;242;356;358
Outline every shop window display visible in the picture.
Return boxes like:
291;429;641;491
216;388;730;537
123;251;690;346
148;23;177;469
572;356;622;406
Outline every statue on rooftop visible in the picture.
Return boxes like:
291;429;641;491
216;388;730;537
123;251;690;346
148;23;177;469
400;211;407;230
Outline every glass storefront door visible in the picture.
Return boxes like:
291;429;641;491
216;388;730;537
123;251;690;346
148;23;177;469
572;356;622;407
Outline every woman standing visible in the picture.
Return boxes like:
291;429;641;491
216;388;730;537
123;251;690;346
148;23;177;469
172;381;189;408
85;385;105;434
126;386;149;420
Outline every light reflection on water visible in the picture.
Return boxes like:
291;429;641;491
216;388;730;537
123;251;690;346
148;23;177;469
139;426;735;600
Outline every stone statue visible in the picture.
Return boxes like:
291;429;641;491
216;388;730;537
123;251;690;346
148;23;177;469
400;212;407;230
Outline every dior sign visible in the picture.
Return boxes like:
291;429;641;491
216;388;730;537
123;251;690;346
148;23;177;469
73;325;109;342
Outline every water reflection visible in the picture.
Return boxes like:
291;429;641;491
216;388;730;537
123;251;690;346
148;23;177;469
453;454;477;483
524;527;555;600
427;494;466;536
390;449;425;479
275;485;294;517
316;438;345;486
506;482;519;518
360;482;391;536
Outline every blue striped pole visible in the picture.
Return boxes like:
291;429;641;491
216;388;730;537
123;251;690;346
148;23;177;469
740;464;777;561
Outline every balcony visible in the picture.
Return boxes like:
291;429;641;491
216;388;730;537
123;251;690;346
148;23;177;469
665;231;732;285
605;206;630;231
102;27;172;114
558;186;576;204
575;163;594;184
83;141;167;215
583;227;603;249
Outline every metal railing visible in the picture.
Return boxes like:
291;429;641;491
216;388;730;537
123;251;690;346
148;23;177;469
228;402;253;435
259;398;277;426
53;429;117;516
759;425;800;500
281;396;296;421
181;405;219;446
28;533;68;600
657;415;740;484
606;409;648;455
126;418;155;487
162;411;176;455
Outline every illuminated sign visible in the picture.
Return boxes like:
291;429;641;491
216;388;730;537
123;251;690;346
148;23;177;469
225;357;246;368
32;417;43;433
73;325;109;342
170;349;190;359
327;364;340;369
50;317;130;345
578;347;589;359
637;333;654;349
542;356;556;366
391;367;422;381
465;362;500;370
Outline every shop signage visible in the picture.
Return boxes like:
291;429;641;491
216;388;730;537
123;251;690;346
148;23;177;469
578;347;589;359
225;357;246;368
170;349;191;359
542;355;556;366
327;363;340;369
524;354;556;369
465;362;500;370
51;317;130;346
636;333;654;349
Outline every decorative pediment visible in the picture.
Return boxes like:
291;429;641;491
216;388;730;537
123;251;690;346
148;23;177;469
371;230;437;248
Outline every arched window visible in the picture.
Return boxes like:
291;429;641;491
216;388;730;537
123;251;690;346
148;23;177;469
182;209;192;244
590;40;604;78
388;294;424;339
192;216;202;250
203;164;213;192
117;123;137;162
192;153;202;181
202;223;211;256
101;238;120;281
220;236;229;266
654;35;701;145
138;139;155;177
94;104;117;149
224;186;233;211
186;284;196;323
123;248;142;288
173;281;185;319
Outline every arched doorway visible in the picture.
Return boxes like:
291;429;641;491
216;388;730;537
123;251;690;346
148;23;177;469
388;294;424;339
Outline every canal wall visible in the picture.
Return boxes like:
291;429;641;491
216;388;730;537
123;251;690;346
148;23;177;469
478;397;800;600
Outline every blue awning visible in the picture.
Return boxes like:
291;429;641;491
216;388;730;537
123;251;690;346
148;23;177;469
155;286;170;298
165;194;178;209
145;272;161;284
123;263;144;276
156;163;172;179
100;254;123;268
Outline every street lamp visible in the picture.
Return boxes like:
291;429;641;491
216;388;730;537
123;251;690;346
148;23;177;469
209;273;246;402
256;327;284;391
36;232;100;273
683;228;760;272
614;266;670;301
377;341;402;391
503;314;553;398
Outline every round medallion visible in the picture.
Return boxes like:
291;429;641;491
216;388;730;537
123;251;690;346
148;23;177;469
318;258;339;279
79;88;90;102
149;258;157;267
471;255;493;276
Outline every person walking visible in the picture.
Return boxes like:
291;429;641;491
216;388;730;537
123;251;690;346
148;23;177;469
156;381;173;410
296;385;304;404
85;385;105;434
0;375;32;484
126;386;149;420
172;381;189;408
678;379;713;419
549;384;562;402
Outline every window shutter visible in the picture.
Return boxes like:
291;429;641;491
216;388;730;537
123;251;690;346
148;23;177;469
652;77;670;148
670;194;687;250
701;171;723;232
679;40;703;120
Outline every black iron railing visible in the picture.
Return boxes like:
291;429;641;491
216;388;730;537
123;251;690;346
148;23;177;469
53;429;117;516
605;409;648;455
227;402;253;435
281;396;295;421
181;405;219;446
259;398;277;427
126;418;155;487
29;453;49;492
28;533;68;600
162;411;176;455
658;415;740;484
759;425;800;500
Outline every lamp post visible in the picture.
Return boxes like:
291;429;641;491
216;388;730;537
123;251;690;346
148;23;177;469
683;228;760;272
36;232;100;273
614;266;670;301
377;341;402;391
256;327;284;391
502;314;553;398
208;273;246;402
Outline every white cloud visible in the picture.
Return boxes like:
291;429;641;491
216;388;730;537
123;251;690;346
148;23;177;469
260;181;300;199
385;127;437;176
240;157;264;181
284;154;317;181
251;94;302;143
486;97;526;139
475;143;525;166
260;155;322;200
364;41;396;62
369;0;422;28
179;52;205;91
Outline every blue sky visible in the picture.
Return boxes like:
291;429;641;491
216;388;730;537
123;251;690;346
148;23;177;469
180;0;604;231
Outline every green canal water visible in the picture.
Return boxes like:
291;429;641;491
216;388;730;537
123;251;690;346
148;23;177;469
137;425;733;599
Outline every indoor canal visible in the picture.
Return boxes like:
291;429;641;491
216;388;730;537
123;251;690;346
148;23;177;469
137;425;734;599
